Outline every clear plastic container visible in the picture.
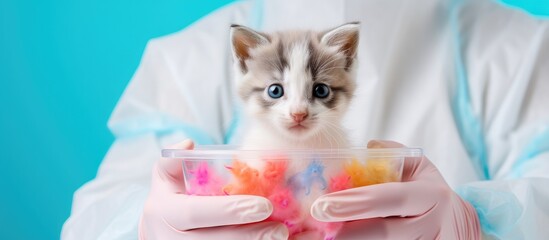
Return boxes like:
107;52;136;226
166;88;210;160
162;146;422;238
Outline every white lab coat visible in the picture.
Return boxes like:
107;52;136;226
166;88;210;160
62;0;549;239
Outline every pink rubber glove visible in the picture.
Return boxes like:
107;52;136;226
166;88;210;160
310;140;481;239
139;139;288;240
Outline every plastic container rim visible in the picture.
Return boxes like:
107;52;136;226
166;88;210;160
162;146;423;159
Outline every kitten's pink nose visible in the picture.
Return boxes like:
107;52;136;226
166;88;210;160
291;112;308;123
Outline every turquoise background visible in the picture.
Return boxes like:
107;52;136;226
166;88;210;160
0;0;546;239
0;1;234;239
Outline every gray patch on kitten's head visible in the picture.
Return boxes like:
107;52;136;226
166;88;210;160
231;23;360;140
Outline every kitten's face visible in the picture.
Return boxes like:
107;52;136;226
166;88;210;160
231;23;359;140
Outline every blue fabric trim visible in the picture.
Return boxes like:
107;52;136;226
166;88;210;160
223;108;241;144
251;0;264;29
509;126;549;178
456;185;524;239
109;115;216;145
449;0;491;180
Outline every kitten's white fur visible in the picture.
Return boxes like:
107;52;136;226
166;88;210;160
230;23;359;150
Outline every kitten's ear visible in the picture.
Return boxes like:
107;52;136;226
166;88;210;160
320;22;360;62
230;24;270;72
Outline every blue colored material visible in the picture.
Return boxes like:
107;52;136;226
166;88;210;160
289;160;327;195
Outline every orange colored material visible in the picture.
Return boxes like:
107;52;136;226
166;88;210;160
222;156;399;240
223;160;264;195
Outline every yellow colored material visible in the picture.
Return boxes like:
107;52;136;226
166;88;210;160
344;158;398;187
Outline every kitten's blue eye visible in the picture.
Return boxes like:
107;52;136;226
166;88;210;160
313;84;330;98
267;84;284;99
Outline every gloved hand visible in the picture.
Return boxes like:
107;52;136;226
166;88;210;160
310;140;481;239
139;139;289;240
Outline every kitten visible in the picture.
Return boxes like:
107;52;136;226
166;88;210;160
228;23;360;238
231;22;359;150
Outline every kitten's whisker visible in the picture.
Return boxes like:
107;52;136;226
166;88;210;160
316;107;340;116
320;118;346;148
313;128;322;148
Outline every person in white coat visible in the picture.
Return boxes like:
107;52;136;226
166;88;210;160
62;0;549;239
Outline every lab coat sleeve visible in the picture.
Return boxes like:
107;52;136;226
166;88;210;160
61;41;201;240
61;2;253;239
453;1;549;239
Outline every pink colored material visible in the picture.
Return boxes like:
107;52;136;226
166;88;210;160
328;173;352;193
306;218;344;240
186;162;224;196
267;187;302;235
139;140;288;240
221;157;352;239
221;156;350;239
